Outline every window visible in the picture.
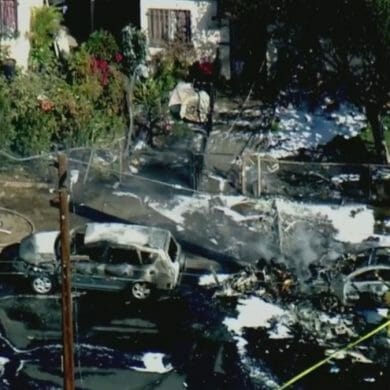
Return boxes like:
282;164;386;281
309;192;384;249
378;269;390;282
352;270;379;282
373;248;390;265
148;9;191;46
140;251;155;265
0;0;17;36
168;239;178;262
110;248;141;266
84;245;110;262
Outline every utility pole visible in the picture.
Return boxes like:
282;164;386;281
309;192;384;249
57;153;75;390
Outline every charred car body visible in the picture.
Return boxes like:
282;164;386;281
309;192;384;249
1;223;185;300
330;264;390;307
335;246;390;274
210;256;390;310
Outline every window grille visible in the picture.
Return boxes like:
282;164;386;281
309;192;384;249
0;0;18;36
148;9;191;46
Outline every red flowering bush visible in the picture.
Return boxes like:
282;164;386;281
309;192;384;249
115;52;123;63
190;58;215;82
198;60;214;77
90;57;110;86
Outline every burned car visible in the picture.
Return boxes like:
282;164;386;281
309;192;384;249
208;257;390;310
307;262;390;310
333;265;390;307
336;246;390;274
0;231;59;294
1;223;185;300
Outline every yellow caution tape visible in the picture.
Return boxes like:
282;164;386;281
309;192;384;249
278;318;390;390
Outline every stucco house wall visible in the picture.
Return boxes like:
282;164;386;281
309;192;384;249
140;0;230;79
1;0;43;69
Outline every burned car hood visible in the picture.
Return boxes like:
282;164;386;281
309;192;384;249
18;231;59;265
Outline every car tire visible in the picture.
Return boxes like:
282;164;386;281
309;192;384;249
31;275;54;295
131;281;152;300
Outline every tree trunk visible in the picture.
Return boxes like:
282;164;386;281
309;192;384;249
366;104;390;164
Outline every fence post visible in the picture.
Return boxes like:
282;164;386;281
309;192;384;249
241;155;247;195
119;140;123;183
207;81;214;135
191;152;196;189
367;164;372;202
257;154;262;197
83;148;95;185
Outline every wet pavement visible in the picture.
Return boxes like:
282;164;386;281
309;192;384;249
0;276;245;390
1;271;390;389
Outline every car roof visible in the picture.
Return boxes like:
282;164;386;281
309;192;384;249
346;264;390;278
83;223;170;250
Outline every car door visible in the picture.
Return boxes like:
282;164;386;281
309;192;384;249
70;244;108;290
103;247;144;290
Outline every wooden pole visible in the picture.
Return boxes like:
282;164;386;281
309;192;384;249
58;153;75;390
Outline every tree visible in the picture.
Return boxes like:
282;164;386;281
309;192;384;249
222;0;390;163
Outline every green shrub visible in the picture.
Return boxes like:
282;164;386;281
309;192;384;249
0;53;126;156
85;30;119;62
134;78;165;117
64;41;126;146
29;5;63;71
7;73;58;155
359;115;390;152
0;76;15;149
153;41;197;83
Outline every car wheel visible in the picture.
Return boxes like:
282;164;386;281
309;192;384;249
131;282;152;300
31;275;53;295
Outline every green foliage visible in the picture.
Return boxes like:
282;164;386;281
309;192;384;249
29;5;63;71
134;78;167;125
0;45;11;62
372;0;390;49
7;73;58;155
0;76;14;149
0;28;128;156
68;45;103;100
85;30;119;62
170;121;191;138
57;43;126;146
131;40;196;143
152;41;196;89
121;24;147;76
359;115;390;151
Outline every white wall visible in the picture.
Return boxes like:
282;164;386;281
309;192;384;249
140;0;230;79
1;0;43;69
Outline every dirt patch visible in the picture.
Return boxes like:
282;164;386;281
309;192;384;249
0;183;88;249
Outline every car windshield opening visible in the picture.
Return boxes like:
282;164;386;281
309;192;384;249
168;238;178;261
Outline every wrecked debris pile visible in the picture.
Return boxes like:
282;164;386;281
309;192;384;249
219;280;390;388
212;260;296;303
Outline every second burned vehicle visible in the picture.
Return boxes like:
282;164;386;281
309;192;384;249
209;256;390;310
3;223;185;300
